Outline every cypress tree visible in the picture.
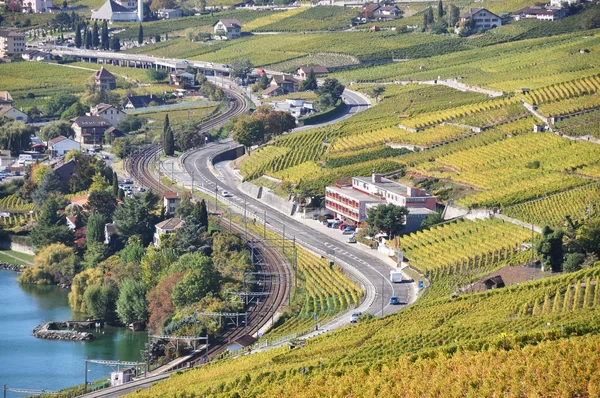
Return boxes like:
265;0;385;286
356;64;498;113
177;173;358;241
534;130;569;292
85;28;92;49
112;171;119;196
74;25;82;48
118;188;124;201
437;0;444;19
163;114;170;142
138;23;143;45
92;21;99;48
164;127;175;156
115;37;121;52
101;20;109;50
199;199;208;228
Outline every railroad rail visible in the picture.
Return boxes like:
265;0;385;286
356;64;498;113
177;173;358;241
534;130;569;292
124;88;291;367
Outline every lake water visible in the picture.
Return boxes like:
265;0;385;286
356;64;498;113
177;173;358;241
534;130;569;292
0;270;148;395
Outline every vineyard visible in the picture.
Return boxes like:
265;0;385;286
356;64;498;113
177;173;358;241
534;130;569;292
127;263;600;397
520;74;600;106
243;8;305;31
538;93;600;117
503;184;600;227
0;195;37;212
554;108;600;139
249;6;358;32
411;132;600;207
0;213;37;229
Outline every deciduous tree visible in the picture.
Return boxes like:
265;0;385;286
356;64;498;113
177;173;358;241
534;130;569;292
365;204;409;237
116;279;148;325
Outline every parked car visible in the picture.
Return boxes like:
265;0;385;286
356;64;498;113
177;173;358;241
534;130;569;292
343;229;355;235
350;312;362;323
221;191;233;197
138;187;146;192
389;296;400;305
346;236;357;244
312;214;320;220
123;178;133;184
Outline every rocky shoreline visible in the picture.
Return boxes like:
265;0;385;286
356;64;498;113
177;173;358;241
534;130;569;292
0;262;25;272
33;322;96;341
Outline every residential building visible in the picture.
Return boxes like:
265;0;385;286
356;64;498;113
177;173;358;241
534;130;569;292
514;6;568;21
157;8;182;19
22;0;53;13
325;174;437;224
169;70;195;86
89;103;125;126
66;216;77;230
153;217;183;246
270;74;300;94
550;0;578;6
110;369;135;387
114;0;137;9
459;8;502;30
213;19;242;40
297;66;329;79
104;126;123;142
22;49;52;61
227;335;256;352
48;135;81;157
123;94;166;109
104;223;117;244
162;191;181;215
261;86;284;98
269;98;313;119
53;158;76;182
71;116;111;145
91;0;142;22
0;30;26;57
94;67;117;91
0;106;27;121
376;5;401;20
0;91;13;105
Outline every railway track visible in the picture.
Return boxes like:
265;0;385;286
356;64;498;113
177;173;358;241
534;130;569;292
124;88;291;366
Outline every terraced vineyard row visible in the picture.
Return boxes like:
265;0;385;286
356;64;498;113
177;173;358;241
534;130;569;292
521;74;600;106
503;184;600;227
538;93;600;117
0;195;37;212
554;108;600;139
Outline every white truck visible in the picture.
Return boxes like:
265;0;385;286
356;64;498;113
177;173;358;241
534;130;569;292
390;270;404;283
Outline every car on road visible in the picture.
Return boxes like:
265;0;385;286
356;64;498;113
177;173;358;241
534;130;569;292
138;187;146;192
221;191;233;197
342;227;355;235
123;178;133;184
346;236;357;244
101;154;109;160
350;312;362;323
389;296;400;305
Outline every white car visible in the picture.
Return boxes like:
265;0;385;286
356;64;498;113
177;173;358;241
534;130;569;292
221;191;233;197
350;312;361;323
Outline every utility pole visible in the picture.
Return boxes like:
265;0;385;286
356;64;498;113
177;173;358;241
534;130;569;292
282;225;286;255
381;277;384;317
84;359;88;393
215;184;218;211
244;197;248;242
532;223;536;269
263;210;266;239
229;210;232;231
171;162;174;181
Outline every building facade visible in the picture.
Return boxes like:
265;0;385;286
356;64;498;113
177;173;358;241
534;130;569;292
0;106;27;121
94;67;117;91
89;103;125;126
72;116;111;145
163;192;181;216
213;19;242;40
0;30;26;57
48;135;81;157
459;8;502;30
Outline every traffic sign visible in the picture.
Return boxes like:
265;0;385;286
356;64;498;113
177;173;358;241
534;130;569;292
418;281;425;289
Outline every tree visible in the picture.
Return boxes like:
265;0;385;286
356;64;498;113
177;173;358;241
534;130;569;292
536;226;564;272
116;114;145;134
582;6;600;29
563;252;585;273
318;92;335;109
120;238;146;266
147;272;184;332
38;120;74;141
113;191;159;245
175;195;194;219
447;4;460;26
173;215;209;254
31;171;63;206
85;27;92;49
371;86;385;103
116;279;148;325
577;218;600;255
69;267;104;313
89;173;109;193
232;117;265;149
253;107;296;140
365;204;409;237
259;73;270;90
75;24;82;48
18;243;77;285
172;259;220;308
92;21;99;48
195;0;206;11
175;122;205;151
420;211;443;230
83;280;119;323
31;163;52;185
147;68;168;82
194;199;208;228
112;172;119;196
299;68;318;91
150;0;175;11
101;20;109;50
230;58;253;81
163;124;174;156
70;154;97;193
138;23;144;45
437;0;444;19
60;101;87;120
318;78;345;103
86;213;106;244
46;93;78;117
0;121;35;156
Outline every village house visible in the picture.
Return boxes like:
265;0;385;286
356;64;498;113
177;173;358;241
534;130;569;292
163;191;181;216
514;6;568;21
104;223;117;244
91;0;142;22
53;158;77;182
460;8;502;30
0;106;27;122
261;85;285;98
153;217;183;246
0;91;13;106
169;70;195;86
0;30;26;57
297;66;329;79
71;116;111;145
21;49;52;61
48;136;81;157
269;74;300;94
269;98;314;119
123;94;166;109
22;0;55;13
157;8;182;19
93;67;117;91
227;335;257;352
66;216;77;230
213;19;242;40
89;103;126;126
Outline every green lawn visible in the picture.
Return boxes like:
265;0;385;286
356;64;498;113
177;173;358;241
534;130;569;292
3;250;34;263
0;252;28;266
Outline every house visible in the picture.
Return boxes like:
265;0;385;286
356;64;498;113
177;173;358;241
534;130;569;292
325;173;437;224
375;5;401;20
48;135;81;157
270;74;300;94
0;30;26;57
213;19;242;40
71;116;111;145
104;126;123;143
514;6;567;21
269;98;313;119
227;335;256;352
163;191;181;215
123;94;166;109
104;223;117;244
22;0;53;13
110;368;135;387
459;8;502;30
89;103;125;126
0;106;27;122
53;158;77;182
157;8;182;19
362;3;380;20
550;0;578;6
114;0;137;9
93;67;117;91
21;49;52;61
91;0;142;22
66;216;77;230
169;70;195;86
261;85;284;98
153;217;183;246
297;66;329;79
0;91;13;106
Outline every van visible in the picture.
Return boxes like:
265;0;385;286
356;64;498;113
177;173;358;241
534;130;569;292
18;154;33;162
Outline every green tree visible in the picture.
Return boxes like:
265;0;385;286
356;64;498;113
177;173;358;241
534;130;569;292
192;199;208;228
19;243;77;285
230;58;253;81
69;268;104;313
38;120;74;141
70;154;97;193
420;211;443;230
60;101;87;120
84;280;119;322
92;21;99;48
112;172;119;196
116;279;148;325
536;226;564;272
175;195;194;219
259;73;270;90
576;218;600;255
253;107;297;140
174;215;209;254
85;27;92;49
437;0;444;19
232;117;265;149
120;238;146;266
147;68;168;82
172;259;220;308
318;78;345;104
46;93;78;117
74;24;82;48
163;126;175;156
101;20;109;50
0;121;35;156
371;86;385;103
365;204;409;237
563;252;585;273
447;4;460;26
86;213;106;244
299;68;317;91
116;114;146;134
31;196;74;249
113;191;159;245
31;171;63;206
138;23;144;44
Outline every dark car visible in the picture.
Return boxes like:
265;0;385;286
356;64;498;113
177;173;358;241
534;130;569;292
389;296;400;305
